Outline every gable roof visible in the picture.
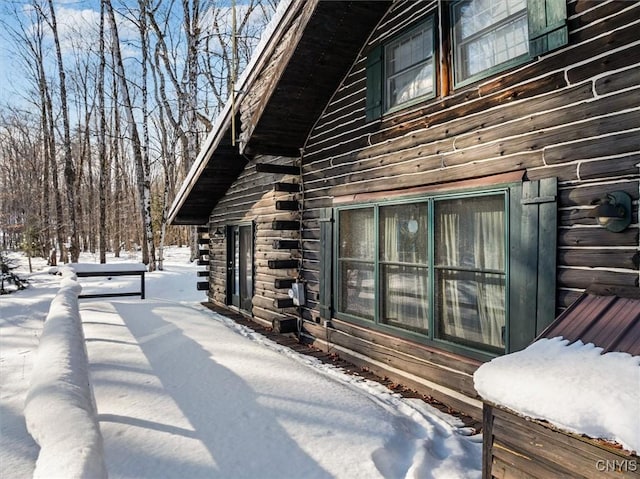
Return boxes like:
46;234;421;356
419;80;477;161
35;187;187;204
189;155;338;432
169;0;391;225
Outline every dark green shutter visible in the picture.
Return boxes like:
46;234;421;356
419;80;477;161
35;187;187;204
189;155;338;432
365;45;383;122
508;178;557;352
528;0;568;56
319;208;334;320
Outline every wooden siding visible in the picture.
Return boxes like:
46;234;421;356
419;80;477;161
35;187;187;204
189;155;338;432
295;0;639;417
207;156;301;327
483;403;639;479
197;0;639;420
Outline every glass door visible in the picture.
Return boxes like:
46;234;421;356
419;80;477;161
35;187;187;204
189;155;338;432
228;224;254;312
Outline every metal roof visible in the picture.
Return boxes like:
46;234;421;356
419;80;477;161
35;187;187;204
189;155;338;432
538;285;640;356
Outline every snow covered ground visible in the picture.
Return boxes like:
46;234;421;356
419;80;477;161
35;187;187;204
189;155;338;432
1;247;482;479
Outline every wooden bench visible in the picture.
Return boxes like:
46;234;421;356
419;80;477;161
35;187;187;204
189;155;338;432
70;263;147;299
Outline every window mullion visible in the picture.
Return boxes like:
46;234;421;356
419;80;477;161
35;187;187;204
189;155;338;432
428;198;435;340
374;205;380;325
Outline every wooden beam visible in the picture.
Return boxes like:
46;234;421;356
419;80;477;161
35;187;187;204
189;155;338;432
273;297;295;308
274;278;296;289
273;239;300;249
255;163;299;175
275;182;300;192
272;317;298;333
268;259;299;269
196;281;209;291
272;220;299;230
275;200;300;211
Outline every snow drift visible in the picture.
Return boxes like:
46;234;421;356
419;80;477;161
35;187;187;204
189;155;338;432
24;267;107;479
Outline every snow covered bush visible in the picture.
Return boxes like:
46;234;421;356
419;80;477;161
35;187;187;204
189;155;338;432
24;267;107;479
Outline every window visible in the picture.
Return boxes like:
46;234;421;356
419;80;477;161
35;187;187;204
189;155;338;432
385;21;435;110
365;0;567;120
320;178;558;359
366;18;435;121
452;0;529;85
434;195;505;350
336;192;506;354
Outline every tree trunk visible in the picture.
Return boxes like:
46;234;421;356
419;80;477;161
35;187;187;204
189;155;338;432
106;0;155;270
98;0;108;263
47;0;79;263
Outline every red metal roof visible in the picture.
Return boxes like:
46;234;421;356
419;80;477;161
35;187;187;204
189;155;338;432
538;285;640;356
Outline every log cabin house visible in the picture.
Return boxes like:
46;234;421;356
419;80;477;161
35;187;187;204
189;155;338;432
169;0;639;423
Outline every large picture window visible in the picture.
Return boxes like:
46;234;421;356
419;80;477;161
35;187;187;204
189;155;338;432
335;192;507;355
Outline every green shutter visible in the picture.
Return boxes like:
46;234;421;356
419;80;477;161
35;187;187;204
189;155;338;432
365;45;383;122
528;0;568;56
319;208;334;320
508;178;557;352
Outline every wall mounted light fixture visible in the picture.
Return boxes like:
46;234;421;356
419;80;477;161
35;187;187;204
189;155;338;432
588;191;631;233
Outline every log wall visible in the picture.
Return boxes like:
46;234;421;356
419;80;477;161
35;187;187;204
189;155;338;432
483;403;639;479
296;0;639;417
201;0;638;420
207;156;301;327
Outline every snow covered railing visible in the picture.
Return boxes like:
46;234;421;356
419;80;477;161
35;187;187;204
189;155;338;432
24;267;107;479
71;262;147;299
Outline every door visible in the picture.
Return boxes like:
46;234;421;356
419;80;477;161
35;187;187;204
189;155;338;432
227;224;254;312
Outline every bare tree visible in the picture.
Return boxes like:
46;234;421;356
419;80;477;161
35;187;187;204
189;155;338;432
105;0;155;270
0;0;276;264
45;0;80;262
98;0;108;263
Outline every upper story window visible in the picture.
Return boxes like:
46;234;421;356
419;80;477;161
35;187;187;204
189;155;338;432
366;18;435;121
365;0;567;122
385;21;435;110
452;0;529;85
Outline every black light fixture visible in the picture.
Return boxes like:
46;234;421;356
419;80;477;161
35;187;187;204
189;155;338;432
588;191;632;233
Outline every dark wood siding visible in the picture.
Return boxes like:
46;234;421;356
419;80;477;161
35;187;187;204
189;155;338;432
297;0;639;417
483;403;639;479
207;156;301;328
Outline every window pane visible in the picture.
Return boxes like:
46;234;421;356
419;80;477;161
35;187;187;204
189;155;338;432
381;264;429;334
339;261;374;320
436;270;505;349
434;194;506;351
380;203;428;264
435;195;505;271
339;208;374;259
385;21;434;109
453;0;528;82
387;61;434;109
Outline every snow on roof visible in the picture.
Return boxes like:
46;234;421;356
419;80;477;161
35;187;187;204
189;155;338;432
474;336;640;454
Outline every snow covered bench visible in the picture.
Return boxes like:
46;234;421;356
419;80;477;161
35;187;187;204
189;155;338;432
70;263;147;299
